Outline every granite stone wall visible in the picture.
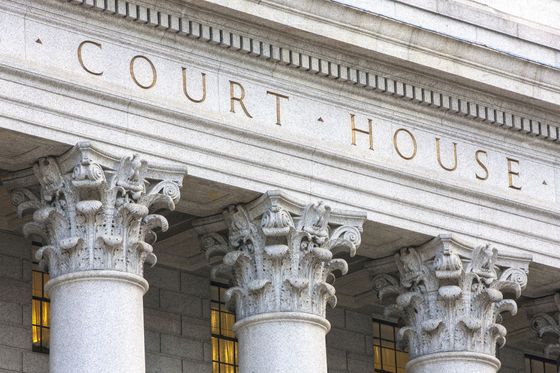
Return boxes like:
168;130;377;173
497;346;526;373
0;231;47;373
143;265;212;373
326;307;375;373
0;231;529;373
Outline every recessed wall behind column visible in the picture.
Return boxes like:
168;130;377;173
326;307;375;373
143;265;213;373
0;231;48;373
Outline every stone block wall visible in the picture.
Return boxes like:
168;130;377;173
0;231;48;373
143;265;212;373
0;231;530;373
497;346;526;373
0;231;214;373
326;307;375;373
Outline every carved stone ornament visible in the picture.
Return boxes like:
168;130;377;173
373;234;529;359
531;293;560;359
5;142;186;279
198;191;366;320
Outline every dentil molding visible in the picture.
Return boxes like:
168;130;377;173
61;0;560;143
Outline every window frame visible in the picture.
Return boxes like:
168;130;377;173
524;354;559;373
210;281;238;373
31;266;50;354
372;318;408;373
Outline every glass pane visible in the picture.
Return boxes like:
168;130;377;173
525;358;531;373
380;323;395;341
211;310;220;335
219;339;236;364
381;348;396;373
212;361;219;373
382;339;394;348
211;337;219;362
32;300;41;326
42;302;50;327
220;363;235;373
32;272;43;297
396;351;408;369
373;345;381;370
42;328;50;350
532;360;545;373
32;325;41;345
545;362;556;373
221;312;235;338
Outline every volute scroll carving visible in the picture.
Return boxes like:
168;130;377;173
373;235;530;360
531;293;560;359
6;142;186;279
200;191;366;320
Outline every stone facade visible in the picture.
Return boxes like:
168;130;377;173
0;230;376;373
0;0;559;372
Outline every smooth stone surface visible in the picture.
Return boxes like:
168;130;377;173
233;312;331;373
406;351;501;373
47;270;148;373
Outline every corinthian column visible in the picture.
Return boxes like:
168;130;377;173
7;142;185;373
531;293;560;359
198;191;366;373
373;235;529;373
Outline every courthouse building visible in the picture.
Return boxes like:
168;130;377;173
1;0;560;372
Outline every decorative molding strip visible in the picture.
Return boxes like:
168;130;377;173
65;0;560;142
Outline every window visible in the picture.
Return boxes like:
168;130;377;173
524;354;559;373
211;283;238;373
373;319;408;373
32;267;50;353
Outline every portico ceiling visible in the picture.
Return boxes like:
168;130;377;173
0;128;559;320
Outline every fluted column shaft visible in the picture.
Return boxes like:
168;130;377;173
373;235;529;373
9;143;185;373
201;191;366;373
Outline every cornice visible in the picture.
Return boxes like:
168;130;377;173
60;0;560;144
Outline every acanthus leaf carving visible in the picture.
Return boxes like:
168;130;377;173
531;292;560;360
375;236;528;360
9;143;184;279
201;194;365;320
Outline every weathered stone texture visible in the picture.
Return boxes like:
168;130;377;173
0;231;48;373
326;307;374;373
143;265;212;373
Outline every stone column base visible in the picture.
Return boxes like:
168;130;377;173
406;351;501;373
233;312;331;373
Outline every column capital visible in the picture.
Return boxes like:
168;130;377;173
4;142;187;279
531;293;560;359
373;234;530;360
197;190;366;320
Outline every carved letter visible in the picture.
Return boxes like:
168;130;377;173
507;157;522;190
229;80;253;118
475;150;489;181
350;113;373;150
393;128;417;160
181;67;206;103
266;91;289;126
77;40;103;76
435;138;458;171
130;55;157;89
